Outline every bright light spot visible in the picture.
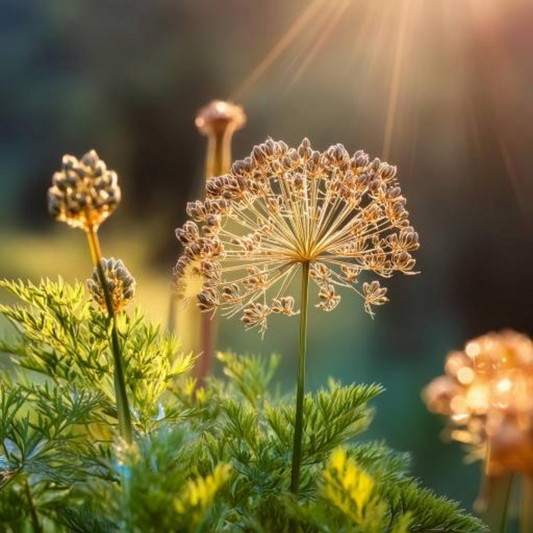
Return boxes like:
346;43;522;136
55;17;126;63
467;387;489;412
452;413;469;423
496;378;512;393
457;367;475;385
466;342;481;358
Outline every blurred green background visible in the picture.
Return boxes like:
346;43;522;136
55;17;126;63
1;0;533;512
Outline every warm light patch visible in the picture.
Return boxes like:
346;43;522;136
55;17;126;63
424;330;533;477
457;367;475;385
466;342;481;358
496;378;512;394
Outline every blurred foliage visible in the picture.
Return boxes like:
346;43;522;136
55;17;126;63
0;278;485;531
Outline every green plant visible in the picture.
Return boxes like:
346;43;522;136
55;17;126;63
0;278;485;532
0;147;485;532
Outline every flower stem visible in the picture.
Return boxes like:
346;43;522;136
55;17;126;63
481;473;513;533
86;224;133;444
205;128;233;180
194;129;230;383
477;443;513;533
521;475;533;533
290;261;310;495
24;480;42;533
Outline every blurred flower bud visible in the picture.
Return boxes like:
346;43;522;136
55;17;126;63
195;100;246;137
87;257;135;312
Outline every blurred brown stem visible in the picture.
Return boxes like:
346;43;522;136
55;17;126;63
194;128;231;383
170;101;244;383
205;128;233;179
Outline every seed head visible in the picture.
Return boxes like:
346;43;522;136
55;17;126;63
175;138;419;335
195;100;247;137
423;330;533;475
48;150;121;231
87;258;136;312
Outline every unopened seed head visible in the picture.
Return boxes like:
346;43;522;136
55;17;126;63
195;100;246;137
48;150;121;231
87;257;135;313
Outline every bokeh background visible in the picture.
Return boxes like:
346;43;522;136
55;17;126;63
1;0;533;512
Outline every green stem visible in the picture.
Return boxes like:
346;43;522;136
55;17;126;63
290;261;310;495
482;473;513;533
86;225;133;444
521;475;533;533
477;444;513;533
24;480;42;533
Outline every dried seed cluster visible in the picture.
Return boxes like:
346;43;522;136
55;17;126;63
175;138;419;335
195;100;247;137
48;150;121;231
87;258;136;313
424;331;533;476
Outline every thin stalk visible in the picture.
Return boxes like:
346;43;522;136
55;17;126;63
168;128;233;378
481;473;513;533
290;261;310;495
24;480;42;533
195;128;230;383
86;224;133;444
520;475;533;533
477;442;513;533
205;128;233;180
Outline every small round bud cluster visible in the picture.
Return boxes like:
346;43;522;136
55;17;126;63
195;100;247;137
48;150;121;231
175;138;419;335
423;331;533;476
87;258;136;313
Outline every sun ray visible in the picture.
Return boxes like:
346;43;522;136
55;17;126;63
284;0;351;93
498;136;530;218
349;0;379;64
231;0;327;102
381;0;420;161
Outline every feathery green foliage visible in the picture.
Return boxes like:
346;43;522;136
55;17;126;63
0;279;486;532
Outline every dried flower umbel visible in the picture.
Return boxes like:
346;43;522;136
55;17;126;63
87;258;136;313
423;330;533;532
176;138;419;335
48;150;133;445
176;138;419;494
